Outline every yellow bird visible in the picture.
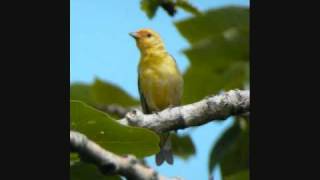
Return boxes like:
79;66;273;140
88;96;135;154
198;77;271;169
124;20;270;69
130;28;183;165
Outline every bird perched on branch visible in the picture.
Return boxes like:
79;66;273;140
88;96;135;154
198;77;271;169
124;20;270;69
130;28;183;166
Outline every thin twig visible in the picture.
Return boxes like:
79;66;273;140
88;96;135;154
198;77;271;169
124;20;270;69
70;131;182;180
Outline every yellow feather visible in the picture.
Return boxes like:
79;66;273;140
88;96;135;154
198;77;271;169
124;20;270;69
130;28;183;112
131;28;183;165
139;52;183;111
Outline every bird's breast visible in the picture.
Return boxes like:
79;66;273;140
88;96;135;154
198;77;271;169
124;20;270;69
139;57;182;111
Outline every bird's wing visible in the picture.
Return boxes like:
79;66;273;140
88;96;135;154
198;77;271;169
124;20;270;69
168;53;177;63
138;75;151;114
168;53;184;106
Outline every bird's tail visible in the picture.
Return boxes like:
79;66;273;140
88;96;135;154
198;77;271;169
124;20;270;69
155;133;173;166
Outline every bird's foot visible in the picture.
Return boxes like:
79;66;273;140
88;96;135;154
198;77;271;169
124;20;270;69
167;104;176;111
152;111;160;116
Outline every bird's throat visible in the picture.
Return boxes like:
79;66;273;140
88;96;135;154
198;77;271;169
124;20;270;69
139;44;166;56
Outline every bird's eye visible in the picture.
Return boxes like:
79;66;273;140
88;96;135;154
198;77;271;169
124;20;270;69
147;33;152;38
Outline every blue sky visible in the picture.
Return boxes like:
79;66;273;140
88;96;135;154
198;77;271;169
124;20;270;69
70;0;249;179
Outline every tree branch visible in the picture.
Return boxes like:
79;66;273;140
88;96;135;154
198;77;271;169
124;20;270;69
119;89;249;133
70;131;181;180
70;89;249;179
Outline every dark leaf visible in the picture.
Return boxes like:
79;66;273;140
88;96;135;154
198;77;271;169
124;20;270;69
224;169;249;180
140;0;200;18
208;119;242;174
70;153;80;166
176;0;201;16
171;134;196;160
220;118;249;176
70;161;122;180
140;0;160;19
160;0;177;16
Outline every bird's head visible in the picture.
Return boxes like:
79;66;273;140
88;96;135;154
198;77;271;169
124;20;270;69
129;28;165;54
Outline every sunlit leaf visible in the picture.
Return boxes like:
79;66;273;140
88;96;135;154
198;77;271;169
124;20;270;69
70;83;95;105
182;34;249;103
175;6;249;103
91;78;139;107
175;6;249;44
71;79;139;108
70;100;159;158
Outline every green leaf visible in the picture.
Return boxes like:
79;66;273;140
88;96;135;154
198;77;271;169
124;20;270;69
208;118;249;178
70;100;159;158
175;6;249;44
140;0;200;18
208;119;242;174
159;0;177;16
182;34;249;103
140;0;160;19
70;161;122;180
220;118;249;176
176;0;201;16
174;6;249;103
91;78;139;107
70;153;80;166
224;170;249;180
171;134;196;160
70;83;95;105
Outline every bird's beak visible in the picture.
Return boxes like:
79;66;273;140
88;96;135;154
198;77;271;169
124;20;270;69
129;32;139;39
